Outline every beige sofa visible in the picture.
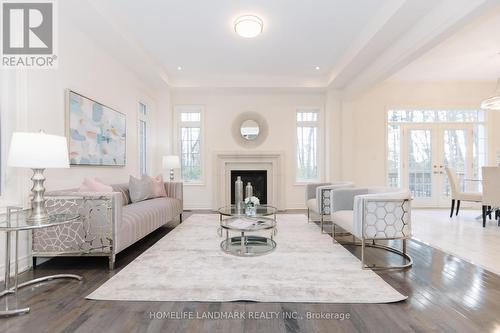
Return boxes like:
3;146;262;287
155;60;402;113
32;182;183;269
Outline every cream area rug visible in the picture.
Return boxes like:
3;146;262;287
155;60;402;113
87;214;407;303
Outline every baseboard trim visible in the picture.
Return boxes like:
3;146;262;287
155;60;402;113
0;254;31;284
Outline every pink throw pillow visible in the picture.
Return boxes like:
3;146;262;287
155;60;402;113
79;177;113;192
151;175;167;197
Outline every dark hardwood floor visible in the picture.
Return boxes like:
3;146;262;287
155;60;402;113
2;210;500;333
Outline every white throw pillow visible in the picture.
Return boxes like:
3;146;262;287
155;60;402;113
129;175;155;203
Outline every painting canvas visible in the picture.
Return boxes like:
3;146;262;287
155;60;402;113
68;91;126;166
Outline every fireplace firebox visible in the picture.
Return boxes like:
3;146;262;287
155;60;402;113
230;170;267;205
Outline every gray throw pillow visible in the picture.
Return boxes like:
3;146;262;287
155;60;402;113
129;175;155;203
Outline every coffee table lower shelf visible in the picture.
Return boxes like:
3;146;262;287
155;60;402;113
220;235;276;257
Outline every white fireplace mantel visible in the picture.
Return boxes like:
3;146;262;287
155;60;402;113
214;151;285;210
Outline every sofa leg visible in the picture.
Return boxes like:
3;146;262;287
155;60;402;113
403;239;407;255
179;213;183;223
455;200;460;216
32;257;37;269
307;209;310;222
450;199;455;218
320;214;324;233
108;255;116;270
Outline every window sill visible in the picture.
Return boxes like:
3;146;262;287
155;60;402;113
294;180;321;186
183;181;206;187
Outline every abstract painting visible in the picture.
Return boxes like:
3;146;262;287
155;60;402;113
67;91;126;166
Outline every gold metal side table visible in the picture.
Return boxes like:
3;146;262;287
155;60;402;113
0;207;82;317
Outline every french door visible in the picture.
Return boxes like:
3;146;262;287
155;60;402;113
401;123;475;207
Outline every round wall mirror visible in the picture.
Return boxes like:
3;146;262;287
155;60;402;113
240;120;260;141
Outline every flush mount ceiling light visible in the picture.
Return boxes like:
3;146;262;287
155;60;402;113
234;15;263;38
480;78;500;110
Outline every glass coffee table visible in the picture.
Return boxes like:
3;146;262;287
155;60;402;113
218;216;277;257
217;205;278;221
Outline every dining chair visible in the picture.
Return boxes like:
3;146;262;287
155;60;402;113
481;167;500;228
445;167;482;218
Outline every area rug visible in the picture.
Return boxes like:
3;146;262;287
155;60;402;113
87;214;407;303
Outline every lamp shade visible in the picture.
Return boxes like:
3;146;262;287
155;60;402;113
481;78;500;110
8;132;70;169
162;155;180;169
481;96;500;110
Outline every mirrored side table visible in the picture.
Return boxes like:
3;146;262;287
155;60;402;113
0;207;83;317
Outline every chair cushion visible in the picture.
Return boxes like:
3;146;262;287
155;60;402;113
456;192;482;202
332;210;357;237
307;199;319;213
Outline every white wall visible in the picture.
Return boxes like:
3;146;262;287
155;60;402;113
0;10;168;280
170;88;326;210
169;81;500;210
339;81;500;186
27;24;161;189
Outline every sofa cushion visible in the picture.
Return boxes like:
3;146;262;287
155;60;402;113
111;183;131;205
129;175;155;203
116;197;182;252
151;175;167;197
79;177;113;192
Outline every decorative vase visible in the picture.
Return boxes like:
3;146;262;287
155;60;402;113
235;176;243;209
245;206;257;216
245;182;253;199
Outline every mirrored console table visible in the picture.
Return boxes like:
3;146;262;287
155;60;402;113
0;207;82;317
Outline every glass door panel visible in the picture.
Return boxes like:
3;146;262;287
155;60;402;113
407;129;433;199
442;129;467;197
401;124;476;207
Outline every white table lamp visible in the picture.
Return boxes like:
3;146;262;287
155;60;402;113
8;131;70;222
162;155;180;181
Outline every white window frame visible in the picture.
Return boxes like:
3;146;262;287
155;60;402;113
138;101;150;176
175;105;205;185
295;107;323;183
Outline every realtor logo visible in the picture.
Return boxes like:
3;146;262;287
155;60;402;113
1;0;57;68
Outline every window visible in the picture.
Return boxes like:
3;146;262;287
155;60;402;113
388;109;483;123
138;102;148;175
177;106;203;182
296;108;319;181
